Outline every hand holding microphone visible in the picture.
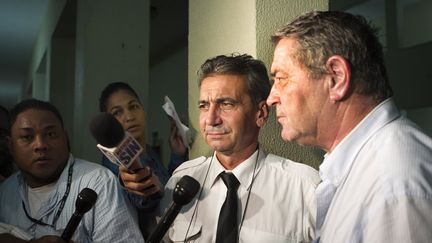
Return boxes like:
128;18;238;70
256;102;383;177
119;166;162;197
90;113;161;197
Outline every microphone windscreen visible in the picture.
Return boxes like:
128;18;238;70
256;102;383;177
173;175;200;206
89;113;124;148
76;188;98;214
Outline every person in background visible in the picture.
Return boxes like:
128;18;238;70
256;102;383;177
0;105;14;182
98;81;188;238
267;10;432;242
160;54;320;242
0;99;143;242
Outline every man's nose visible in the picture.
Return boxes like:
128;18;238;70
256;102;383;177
33;135;48;151
206;104;222;126
266;85;280;107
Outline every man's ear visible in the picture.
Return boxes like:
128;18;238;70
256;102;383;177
325;55;351;102
256;101;269;127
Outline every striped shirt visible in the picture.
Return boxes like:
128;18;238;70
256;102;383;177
0;154;143;242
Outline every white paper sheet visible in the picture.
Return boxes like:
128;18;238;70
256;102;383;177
162;96;191;148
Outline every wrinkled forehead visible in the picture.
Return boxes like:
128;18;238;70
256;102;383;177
199;74;248;101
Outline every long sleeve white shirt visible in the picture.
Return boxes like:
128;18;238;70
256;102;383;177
318;98;432;243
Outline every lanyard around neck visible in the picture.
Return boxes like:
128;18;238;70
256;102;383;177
22;160;74;227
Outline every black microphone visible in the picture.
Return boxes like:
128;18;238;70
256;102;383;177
147;175;200;243
89;112;143;170
61;188;98;241
90;112;124;148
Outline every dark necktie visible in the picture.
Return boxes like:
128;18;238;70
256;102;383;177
216;172;240;243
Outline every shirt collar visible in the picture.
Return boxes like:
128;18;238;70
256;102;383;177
207;147;265;190
18;154;74;212
18;153;74;189
319;98;401;186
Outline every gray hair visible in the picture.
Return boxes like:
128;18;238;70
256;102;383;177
197;53;271;107
273;11;392;101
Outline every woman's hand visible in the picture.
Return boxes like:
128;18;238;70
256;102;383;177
169;120;187;156
119;166;162;197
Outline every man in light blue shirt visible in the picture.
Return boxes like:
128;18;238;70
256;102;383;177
0;99;143;242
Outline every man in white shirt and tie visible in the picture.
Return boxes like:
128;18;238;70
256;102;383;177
160;53;320;243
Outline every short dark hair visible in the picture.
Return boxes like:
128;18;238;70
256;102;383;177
99;82;141;112
9;99;64;130
197;53;271;107
272;11;392;101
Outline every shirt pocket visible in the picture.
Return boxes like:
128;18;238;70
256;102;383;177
168;221;202;242
240;226;303;243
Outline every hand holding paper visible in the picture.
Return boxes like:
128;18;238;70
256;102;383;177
162;96;191;149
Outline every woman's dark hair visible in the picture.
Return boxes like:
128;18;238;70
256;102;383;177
99;82;141;112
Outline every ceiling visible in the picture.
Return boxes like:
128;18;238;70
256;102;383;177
0;0;188;109
0;0;50;109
